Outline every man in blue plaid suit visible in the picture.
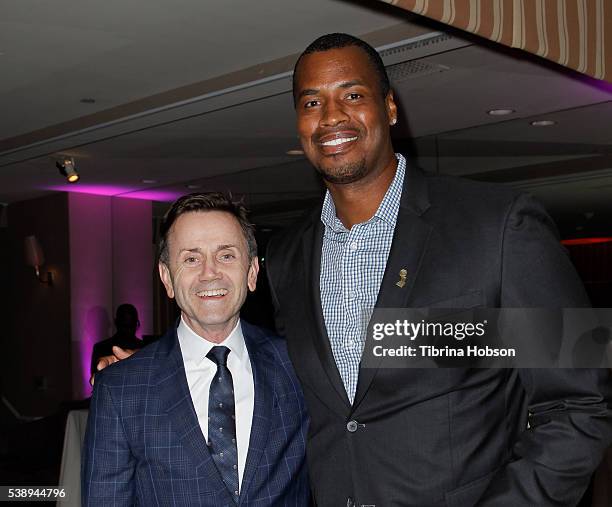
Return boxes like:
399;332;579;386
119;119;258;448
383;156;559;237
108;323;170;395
82;193;310;506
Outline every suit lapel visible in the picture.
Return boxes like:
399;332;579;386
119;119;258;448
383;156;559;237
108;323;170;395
239;322;274;503
353;164;433;409
157;326;233;502
302;217;352;409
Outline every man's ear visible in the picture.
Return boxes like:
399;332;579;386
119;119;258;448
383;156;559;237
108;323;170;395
158;262;175;299
386;89;398;125
247;257;259;292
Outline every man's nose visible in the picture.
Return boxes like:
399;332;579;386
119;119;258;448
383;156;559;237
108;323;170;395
199;258;221;281
320;99;349;127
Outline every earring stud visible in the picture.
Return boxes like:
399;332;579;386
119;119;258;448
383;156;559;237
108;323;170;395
391;118;397;125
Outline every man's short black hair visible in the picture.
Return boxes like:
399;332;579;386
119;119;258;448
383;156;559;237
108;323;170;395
158;192;257;264
292;33;390;105
115;303;139;330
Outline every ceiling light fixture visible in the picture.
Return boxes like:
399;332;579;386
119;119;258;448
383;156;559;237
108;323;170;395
142;179;157;184
286;149;304;156
56;157;80;183
530;120;556;127
80;98;96;104
186;184;202;190
487;109;515;116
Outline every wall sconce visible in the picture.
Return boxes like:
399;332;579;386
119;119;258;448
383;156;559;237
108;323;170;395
24;235;53;285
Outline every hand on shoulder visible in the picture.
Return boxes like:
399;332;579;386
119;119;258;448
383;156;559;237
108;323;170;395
89;346;137;386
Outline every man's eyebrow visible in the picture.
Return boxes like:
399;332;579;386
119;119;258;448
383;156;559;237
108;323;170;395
338;80;365;89
216;244;238;251
297;88;319;100
179;247;202;254
297;80;365;100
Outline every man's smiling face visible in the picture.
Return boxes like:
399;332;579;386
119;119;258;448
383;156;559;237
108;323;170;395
294;45;397;185
159;210;258;341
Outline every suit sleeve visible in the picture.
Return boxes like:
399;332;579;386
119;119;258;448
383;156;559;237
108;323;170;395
478;193;612;506
82;375;136;506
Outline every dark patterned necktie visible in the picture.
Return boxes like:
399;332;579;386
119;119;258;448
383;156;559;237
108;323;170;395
207;346;239;501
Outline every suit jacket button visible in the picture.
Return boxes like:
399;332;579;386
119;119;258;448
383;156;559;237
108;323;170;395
346;420;358;433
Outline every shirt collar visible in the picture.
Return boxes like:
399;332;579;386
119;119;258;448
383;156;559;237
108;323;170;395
320;153;406;232
177;316;246;366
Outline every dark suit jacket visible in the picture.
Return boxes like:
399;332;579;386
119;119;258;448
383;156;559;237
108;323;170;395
82;320;310;506
266;163;612;507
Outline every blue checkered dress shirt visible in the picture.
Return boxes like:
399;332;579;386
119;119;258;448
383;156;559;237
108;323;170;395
320;154;406;402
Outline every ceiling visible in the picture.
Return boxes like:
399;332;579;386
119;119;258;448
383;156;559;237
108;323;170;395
1;0;611;237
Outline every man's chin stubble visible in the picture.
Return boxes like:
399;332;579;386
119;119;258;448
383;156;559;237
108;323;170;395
315;159;368;185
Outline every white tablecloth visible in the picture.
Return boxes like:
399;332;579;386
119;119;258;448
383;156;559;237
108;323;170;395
57;409;89;507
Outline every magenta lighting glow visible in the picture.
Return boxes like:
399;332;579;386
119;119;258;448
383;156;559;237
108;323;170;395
47;184;186;202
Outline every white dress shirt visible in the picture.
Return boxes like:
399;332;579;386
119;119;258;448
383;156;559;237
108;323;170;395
177;317;254;491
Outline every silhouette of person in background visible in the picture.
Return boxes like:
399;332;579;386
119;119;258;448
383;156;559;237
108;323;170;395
90;304;143;376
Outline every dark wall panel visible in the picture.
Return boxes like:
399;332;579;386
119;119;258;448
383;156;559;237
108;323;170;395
5;194;72;416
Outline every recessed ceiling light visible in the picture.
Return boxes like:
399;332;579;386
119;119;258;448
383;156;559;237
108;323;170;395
142;179;157;184
487;109;515;116
186;184;202;189
80;98;96;104
530;120;556;127
286;149;304;156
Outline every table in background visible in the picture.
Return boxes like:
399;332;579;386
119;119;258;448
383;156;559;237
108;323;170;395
57;409;88;507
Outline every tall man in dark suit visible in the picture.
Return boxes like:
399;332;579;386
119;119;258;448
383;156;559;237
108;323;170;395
82;193;309;506
265;34;612;506
94;34;612;506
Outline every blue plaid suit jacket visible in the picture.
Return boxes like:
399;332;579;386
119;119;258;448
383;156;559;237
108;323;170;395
82;320;310;506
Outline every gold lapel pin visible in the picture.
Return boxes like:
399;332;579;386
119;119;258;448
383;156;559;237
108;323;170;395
396;269;408;288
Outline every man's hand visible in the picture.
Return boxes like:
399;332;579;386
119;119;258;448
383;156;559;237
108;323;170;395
89;346;136;386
